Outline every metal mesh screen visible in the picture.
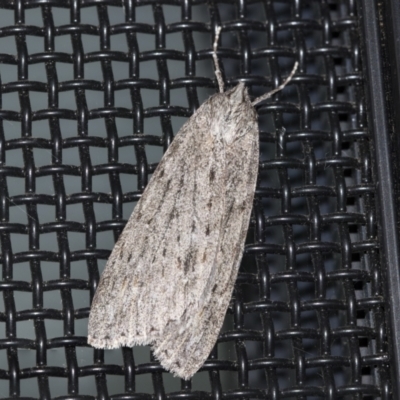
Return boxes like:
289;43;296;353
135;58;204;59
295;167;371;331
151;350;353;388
0;1;393;399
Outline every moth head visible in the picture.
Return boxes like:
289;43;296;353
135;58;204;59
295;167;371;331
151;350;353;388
214;83;257;145
227;82;250;105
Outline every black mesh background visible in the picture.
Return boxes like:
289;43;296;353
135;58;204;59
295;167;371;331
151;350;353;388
0;0;394;399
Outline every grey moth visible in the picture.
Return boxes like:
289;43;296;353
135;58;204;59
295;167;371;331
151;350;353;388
88;26;297;380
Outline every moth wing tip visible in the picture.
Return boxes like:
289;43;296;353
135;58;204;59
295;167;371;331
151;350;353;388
87;335;121;349
152;345;200;381
87;334;155;349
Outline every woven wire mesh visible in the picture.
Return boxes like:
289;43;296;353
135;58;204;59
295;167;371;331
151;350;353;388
0;0;392;399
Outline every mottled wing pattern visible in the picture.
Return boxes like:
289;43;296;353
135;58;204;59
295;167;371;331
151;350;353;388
88;84;260;382
153;86;259;379
88;97;227;348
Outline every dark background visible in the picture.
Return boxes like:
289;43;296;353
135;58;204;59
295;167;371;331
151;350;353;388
0;0;397;398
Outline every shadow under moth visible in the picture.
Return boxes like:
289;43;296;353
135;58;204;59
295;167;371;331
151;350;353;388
88;26;298;380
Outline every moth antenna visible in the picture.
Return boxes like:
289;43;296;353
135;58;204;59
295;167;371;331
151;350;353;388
251;61;298;106
212;26;225;93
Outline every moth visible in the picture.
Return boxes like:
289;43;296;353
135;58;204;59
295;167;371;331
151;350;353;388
88;27;298;380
